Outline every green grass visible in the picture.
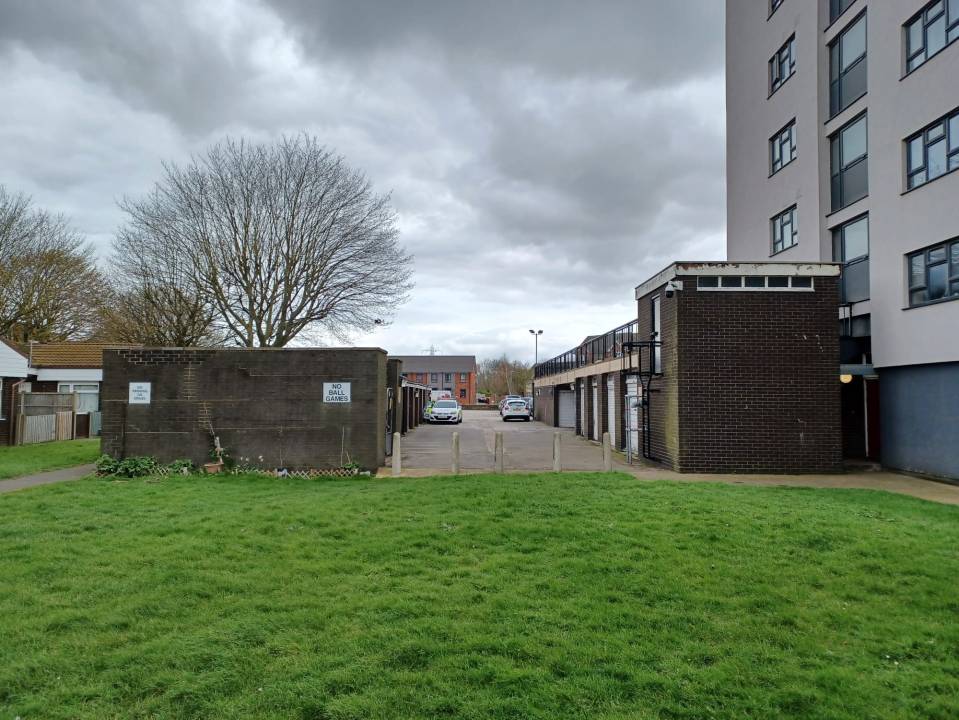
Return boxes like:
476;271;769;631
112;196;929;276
1;473;958;719
0;438;100;479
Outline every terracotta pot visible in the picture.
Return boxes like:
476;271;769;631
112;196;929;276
203;462;223;474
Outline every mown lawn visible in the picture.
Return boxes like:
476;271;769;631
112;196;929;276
0;438;100;479
1;473;958;719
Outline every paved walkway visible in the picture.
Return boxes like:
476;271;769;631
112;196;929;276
388;411;959;506
0;464;95;495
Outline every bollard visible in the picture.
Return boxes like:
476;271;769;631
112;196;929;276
602;431;612;472
553;431;562;472
392;432;402;476
451;432;461;475
494;432;504;473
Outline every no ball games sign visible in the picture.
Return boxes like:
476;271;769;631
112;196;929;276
323;382;351;404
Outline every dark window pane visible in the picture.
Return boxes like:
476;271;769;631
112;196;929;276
842;260;869;302
950;153;959;171
842;16;866;69
930;0;944;17
840;58;866;110
949;24;959;43
929;246;947;263
909;169;926;189
842;117;867;165
929;121;946;142
907;19;923;55
842;158;869;206
952;280;959;297
910;254;926;287
698;276;718;288
951;242;959;269
768;276;789;288
745;276;765;288
929;262;948;300
831;173;842;209
843;217;869;259
792;276;813;288
928;138;948;180
721;276;742;288
910;289;928;305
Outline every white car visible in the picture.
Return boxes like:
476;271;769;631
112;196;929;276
498;394;523;411
501;398;531;422
427;400;463;424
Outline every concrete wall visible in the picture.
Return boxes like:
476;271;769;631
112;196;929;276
101;347;388;471
880;361;959;480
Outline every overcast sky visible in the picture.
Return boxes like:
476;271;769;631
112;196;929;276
0;0;726;363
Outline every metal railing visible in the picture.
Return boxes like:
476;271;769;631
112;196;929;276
534;319;640;379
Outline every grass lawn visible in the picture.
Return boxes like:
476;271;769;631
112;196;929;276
0;438;100;480
1;473;958;719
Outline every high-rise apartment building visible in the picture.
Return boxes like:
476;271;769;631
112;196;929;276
726;0;959;479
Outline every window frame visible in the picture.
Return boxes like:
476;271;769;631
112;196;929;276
650;295;662;374
770;205;799;255
770;119;797;175
768;35;796;96
828;11;867;118
459;372;467;382
829;0;857;26
904;0;959;75
830;112;869;211
906;237;959;307
769;0;785;19
696;275;815;291
905;106;959;190
832;214;870;303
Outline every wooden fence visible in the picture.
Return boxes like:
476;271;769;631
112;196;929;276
14;392;102;445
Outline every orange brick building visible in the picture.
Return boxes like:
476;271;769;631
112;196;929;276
393;355;477;405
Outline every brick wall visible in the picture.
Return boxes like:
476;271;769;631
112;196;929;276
673;275;842;473
101;348;388;471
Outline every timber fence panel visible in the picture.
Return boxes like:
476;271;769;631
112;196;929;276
56;411;74;441
23;415;56;444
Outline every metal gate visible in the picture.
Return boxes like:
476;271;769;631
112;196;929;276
557;389;575;428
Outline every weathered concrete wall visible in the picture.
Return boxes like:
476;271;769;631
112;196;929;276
101;347;388;471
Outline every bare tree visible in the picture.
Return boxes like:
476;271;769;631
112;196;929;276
113;135;413;347
0;186;105;343
478;355;534;398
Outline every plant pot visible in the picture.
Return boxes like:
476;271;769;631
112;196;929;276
203;462;224;474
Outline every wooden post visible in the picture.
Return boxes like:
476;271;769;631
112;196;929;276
72;392;79;440
451;432;460;475
602;431;612;472
494;432;504;473
553;431;561;472
392;432;402;476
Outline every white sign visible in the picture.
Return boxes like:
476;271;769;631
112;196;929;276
323;382;351;403
129;382;151;404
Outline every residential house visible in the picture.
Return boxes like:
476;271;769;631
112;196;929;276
0;339;29;446
393;355;478;404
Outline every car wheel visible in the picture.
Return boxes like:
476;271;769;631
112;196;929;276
525;417;531;422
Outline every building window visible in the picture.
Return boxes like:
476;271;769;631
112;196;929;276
830;0;856;24
770;120;797;174
430;373;438;383
833;215;870;303
906;107;959;189
697;275;814;291
460;373;467;381
57;382;100;413
769;35;796;95
459;388;466;399
651;295;661;374
908;238;959;306
905;0;959;74
770;0;785;16
830;113;868;211
829;12;866;117
444;373;452;382
771;205;798;254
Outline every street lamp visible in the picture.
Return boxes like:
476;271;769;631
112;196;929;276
529;329;543;414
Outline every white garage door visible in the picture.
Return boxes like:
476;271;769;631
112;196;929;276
579;379;587;435
606;377;616;448
592;380;600;441
557;389;576;428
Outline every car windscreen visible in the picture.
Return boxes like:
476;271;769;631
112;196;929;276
434;401;457;408
507;402;526;409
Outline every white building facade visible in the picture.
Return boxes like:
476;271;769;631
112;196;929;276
726;0;959;479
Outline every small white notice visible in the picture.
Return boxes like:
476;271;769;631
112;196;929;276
129;382;152;404
323;382;351;403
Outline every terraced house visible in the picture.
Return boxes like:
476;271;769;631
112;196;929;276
392;355;478;404
727;0;959;479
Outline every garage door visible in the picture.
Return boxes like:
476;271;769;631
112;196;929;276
606;377;616;449
558;389;576;428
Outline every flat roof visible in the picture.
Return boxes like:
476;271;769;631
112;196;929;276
634;261;840;300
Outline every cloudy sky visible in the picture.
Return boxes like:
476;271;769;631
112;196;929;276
0;0;726;363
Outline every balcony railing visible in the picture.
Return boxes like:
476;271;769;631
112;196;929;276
534;319;639;379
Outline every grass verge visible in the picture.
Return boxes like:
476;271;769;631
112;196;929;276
0;438;100;480
1;472;958;719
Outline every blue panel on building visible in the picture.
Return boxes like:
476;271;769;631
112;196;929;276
880;362;959;481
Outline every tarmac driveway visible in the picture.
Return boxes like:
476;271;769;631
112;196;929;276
399;409;620;472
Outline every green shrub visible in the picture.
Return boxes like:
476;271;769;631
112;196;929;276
114;457;159;478
94;454;120;476
166;459;195;475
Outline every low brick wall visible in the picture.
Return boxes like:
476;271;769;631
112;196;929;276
101;347;388;471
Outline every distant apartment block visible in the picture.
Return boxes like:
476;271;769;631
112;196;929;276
726;0;959;479
392;355;478;404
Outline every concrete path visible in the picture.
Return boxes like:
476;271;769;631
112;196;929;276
389;410;959;506
0;464;95;495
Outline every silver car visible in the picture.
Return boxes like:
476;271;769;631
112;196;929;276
428;400;463;424
501;399;531;422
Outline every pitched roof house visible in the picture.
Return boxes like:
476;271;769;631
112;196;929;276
0;339;29;446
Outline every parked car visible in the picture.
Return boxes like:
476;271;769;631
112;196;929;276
422;401;433;420
501;398;531;422
498;394;523;410
427;399;463;424
523;396;533;410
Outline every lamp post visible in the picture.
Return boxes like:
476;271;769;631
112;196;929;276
529;329;543;414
